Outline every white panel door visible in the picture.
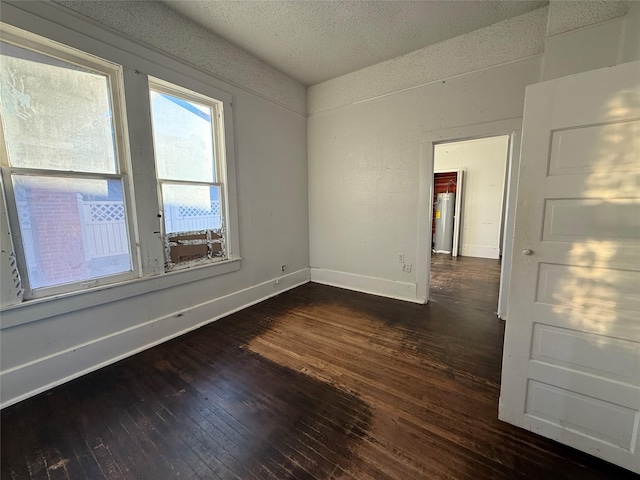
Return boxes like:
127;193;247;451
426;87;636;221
499;60;640;474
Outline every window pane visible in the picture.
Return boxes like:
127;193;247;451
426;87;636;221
12;175;131;289
150;90;216;182
0;42;118;173
162;184;221;234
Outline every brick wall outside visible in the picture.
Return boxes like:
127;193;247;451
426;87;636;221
28;189;87;286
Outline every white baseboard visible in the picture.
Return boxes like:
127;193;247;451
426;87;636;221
0;268;310;409
460;244;500;259
310;268;423;303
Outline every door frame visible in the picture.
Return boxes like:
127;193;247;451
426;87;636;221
417;117;522;317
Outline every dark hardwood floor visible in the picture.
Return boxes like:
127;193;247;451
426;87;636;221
1;258;635;479
429;253;502;313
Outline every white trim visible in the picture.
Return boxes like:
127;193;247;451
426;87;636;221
0;258;242;328
420;117;522;143
0;176;23;306
0;5;242;312
0;3;237;105
497;130;522;320
308;54;544;117
416;143;434;303
418;118;523;313
310;268;423;304
546;14;626;40
148;77;231;271
3;1;306;116
0;268;311;409
0;24;141;299
459;244;501;260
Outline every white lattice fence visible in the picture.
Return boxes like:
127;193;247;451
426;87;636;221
165;201;222;233
77;198;222;260
15;198;40;284
78;197;129;260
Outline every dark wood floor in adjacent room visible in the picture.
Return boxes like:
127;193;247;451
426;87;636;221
2;256;634;479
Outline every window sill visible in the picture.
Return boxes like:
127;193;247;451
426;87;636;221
0;257;242;329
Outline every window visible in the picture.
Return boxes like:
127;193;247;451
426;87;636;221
0;23;239;308
0;31;136;298
149;80;227;271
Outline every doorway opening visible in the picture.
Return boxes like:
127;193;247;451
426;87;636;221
417;118;522;316
433;170;463;257
429;135;511;313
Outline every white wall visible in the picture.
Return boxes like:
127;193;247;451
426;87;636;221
434;136;509;259
3;0;639;408
308;57;541;302
307;7;548;304
308;7;548;115
308;2;638;308
620;2;640;64
0;2;310;408
542;17;626;81
55;0;307;114
541;0;639;81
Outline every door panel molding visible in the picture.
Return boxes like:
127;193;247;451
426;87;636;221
500;60;640;474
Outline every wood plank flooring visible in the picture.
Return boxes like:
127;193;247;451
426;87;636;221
429;253;502;312
1;259;635;479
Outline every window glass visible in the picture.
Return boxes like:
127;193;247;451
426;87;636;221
0;42;118;174
12;176;131;289
149;81;226;270
161;183;222;234
0;37;134;296
149;90;215;182
0;26;238;305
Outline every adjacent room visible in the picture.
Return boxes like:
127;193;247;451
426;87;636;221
1;1;639;478
429;135;509;311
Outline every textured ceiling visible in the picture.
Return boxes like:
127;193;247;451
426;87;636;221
163;1;548;86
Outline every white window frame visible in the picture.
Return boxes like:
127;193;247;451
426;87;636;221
148;78;230;271
0;15;241;317
0;25;140;299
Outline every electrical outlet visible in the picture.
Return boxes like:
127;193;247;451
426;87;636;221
398;253;404;263
403;263;412;273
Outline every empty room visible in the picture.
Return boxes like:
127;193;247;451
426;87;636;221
0;1;638;478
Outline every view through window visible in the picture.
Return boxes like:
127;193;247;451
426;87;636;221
0;41;133;293
149;83;226;270
0;26;236;303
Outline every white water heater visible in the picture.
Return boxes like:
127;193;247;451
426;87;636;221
433;192;455;254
